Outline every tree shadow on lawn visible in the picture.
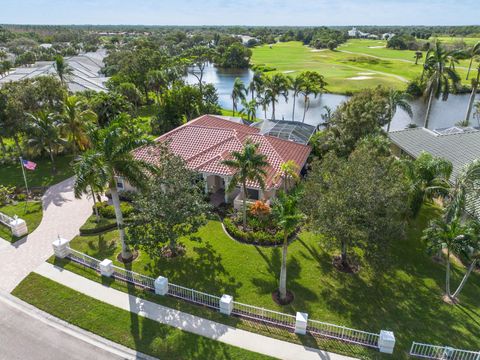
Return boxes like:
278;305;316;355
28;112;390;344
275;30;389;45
143;238;243;298
86;234;117;258
252;246;318;313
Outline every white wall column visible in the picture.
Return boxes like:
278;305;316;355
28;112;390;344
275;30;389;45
52;237;70;258
154;276;169;295
223;177;230;203
219;294;233;315
295;312;308;335
378;330;395;353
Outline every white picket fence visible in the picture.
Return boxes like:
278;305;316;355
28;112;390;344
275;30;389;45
63;246;382;350
0;211;14;228
410;342;480;360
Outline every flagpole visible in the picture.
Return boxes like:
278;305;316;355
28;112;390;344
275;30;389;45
19;156;29;213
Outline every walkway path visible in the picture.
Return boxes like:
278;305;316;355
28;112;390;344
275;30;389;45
35;262;358;360
0;177;93;292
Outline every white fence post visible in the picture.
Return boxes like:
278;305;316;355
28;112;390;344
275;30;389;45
154;276;168;295
52;237;70;258
99;259;114;277
10;217;28;237
295;312;308;335
219;294;233;315
379;330;395;354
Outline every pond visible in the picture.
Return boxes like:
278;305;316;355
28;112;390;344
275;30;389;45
186;64;480;131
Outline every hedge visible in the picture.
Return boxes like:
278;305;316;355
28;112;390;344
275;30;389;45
223;217;287;246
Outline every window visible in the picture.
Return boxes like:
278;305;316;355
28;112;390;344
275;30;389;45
116;179;124;190
246;188;259;200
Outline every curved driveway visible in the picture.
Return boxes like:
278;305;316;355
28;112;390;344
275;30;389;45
0;177;93;292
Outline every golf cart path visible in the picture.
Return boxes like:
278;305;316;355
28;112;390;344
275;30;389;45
0;176;93;292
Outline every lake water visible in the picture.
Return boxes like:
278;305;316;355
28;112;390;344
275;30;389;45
186;64;480;131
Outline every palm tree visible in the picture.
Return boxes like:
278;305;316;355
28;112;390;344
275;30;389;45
263;74;289;120
249;71;264;102
422;41;461;129
414;51;423;65
288;76;303;121
465;42;480;80
272;191;304;303
221;140;269;229
59;96;97;158
74;119;156;260
147;69;167;107
54;55;73;86
298;71;327;123
386;90;413;132
26;111;66;173
231;78;246;116
451;220;480;300
422;216;470;300
274;160;300;192
464;62;480;124
240;99;257;122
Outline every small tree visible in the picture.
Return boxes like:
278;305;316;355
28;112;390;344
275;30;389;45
127;144;209;257
272;191;304;303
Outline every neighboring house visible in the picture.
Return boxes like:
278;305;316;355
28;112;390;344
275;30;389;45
389;126;480;219
347;27;370;38
0;50;108;92
382;33;395;40
131;115;311;209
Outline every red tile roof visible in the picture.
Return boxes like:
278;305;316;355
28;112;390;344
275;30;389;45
133;115;311;190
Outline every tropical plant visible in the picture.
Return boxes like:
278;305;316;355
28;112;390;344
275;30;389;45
73;118;155;260
221;140;269;228
147;69;168;106
422;216;471;300
464;62;480;124
386;90;413;132
240;98;257;122
231;77;246;116
404;152;453;218
465;42;480;80
288;75;303;121
274;160;300;192
249;71;264;102
272;191;304;303
26;111;65;173
422;41;461;129
263;73;289;120
297;71;327;122
54;55;73;85
59;96;97;158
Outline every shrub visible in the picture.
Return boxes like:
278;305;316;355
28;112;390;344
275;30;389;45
93;201;133;219
15;193;27;202
223;217;287;246
0;185;14;205
249;200;271;218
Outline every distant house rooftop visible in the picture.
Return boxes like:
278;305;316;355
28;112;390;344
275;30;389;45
389;126;480;218
0;50;108;93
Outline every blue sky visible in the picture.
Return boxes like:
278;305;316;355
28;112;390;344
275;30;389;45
0;0;478;26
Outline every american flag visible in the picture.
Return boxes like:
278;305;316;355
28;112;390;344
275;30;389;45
22;159;37;171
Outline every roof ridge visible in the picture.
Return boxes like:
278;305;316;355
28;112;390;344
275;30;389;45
185;133;240;163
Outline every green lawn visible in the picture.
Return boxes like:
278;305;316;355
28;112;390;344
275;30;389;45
251;40;471;94
0;201;42;242
66;204;480;359
0;155;74;188
430;36;480;46
12;273;273;360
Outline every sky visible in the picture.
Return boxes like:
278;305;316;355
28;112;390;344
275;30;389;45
0;0;478;26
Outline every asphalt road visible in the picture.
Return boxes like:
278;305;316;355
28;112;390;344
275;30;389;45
0;295;130;360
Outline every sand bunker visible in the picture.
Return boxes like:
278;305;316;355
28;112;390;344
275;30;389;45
347;76;374;80
368;46;384;48
357;72;375;75
310;49;327;52
283;70;295;74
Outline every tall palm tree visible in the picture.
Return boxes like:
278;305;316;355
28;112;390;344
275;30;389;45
59;96;97;158
240;99;257;122
74;119;156;260
54;55;73;86
231;78;246;116
288;76;303;121
272;191;304;303
386;90;413;132
465;42;480;80
423;216;470;300
422;41;461;129
274;160;300;192
26;111;66;173
263;74;289;120
249;71;264;102
464;62;480;124
298;71;327;123
221;140;269;228
147;69;167;107
451;220;480;300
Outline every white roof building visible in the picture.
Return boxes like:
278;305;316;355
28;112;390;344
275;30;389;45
0;50;108;92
